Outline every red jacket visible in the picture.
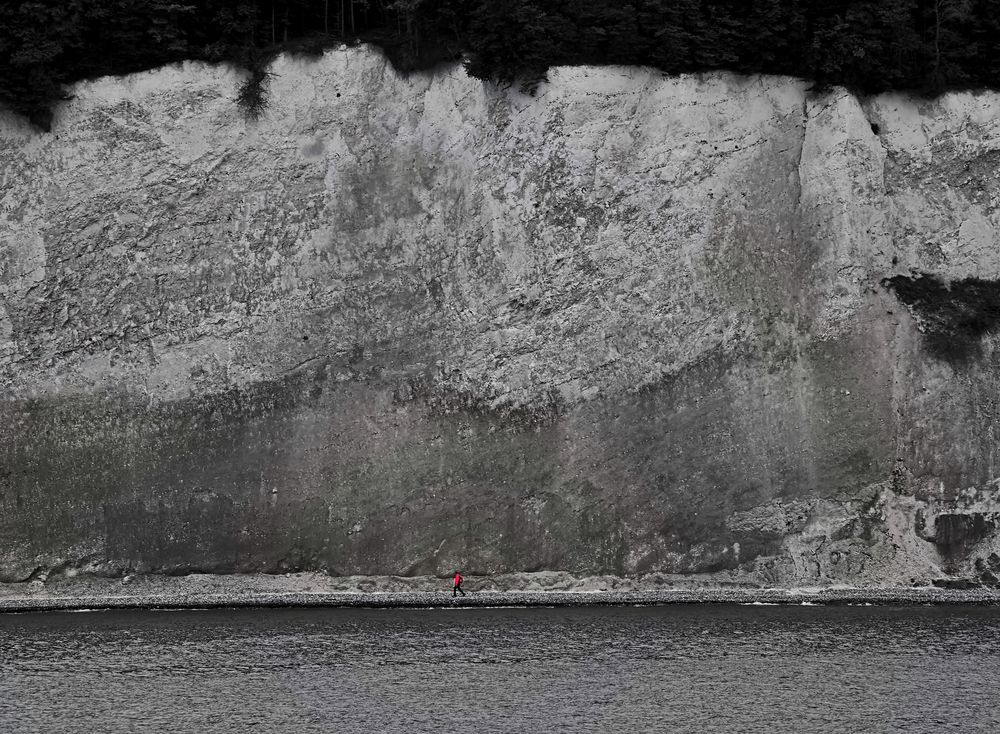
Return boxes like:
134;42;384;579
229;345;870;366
454;573;463;586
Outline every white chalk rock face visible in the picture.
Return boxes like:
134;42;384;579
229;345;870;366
1;47;999;588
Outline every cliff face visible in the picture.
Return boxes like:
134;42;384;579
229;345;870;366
3;48;1000;587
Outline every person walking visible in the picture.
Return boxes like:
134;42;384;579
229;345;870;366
453;571;466;597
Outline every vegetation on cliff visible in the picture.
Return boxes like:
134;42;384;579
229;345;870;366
1;0;993;127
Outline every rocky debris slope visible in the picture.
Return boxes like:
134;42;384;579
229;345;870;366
3;48;1000;588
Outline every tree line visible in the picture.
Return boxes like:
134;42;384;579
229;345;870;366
1;0;995;128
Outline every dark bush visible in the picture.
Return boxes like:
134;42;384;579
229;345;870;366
883;273;1000;362
235;68;272;119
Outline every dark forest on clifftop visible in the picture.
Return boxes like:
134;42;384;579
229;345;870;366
2;0;997;127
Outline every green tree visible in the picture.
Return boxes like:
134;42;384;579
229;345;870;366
742;0;807;74
465;0;565;90
811;0;922;91
925;0;975;88
635;0;699;73
1;1;85;127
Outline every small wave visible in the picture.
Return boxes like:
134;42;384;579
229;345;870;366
56;608;110;614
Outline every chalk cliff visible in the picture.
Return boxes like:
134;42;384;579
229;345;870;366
3;47;1000;587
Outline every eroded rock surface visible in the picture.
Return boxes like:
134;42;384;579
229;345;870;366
3;49;1000;587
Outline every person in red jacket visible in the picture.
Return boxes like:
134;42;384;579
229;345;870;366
453;571;466;597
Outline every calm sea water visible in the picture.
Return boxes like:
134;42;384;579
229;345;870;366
2;603;999;732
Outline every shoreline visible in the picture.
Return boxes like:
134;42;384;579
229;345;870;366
3;575;1000;612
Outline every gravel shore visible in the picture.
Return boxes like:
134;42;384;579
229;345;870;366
2;574;1000;612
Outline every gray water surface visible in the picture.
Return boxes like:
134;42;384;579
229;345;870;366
2;604;999;733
